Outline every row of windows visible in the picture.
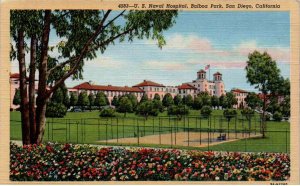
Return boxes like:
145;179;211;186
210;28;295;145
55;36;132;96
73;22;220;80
144;87;177;93
83;90;143;97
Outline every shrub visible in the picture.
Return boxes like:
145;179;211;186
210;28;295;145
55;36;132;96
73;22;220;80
241;108;255;121
100;108;116;117
168;105;189;119
223;109;237;122
273;111;283;122
200;106;212;118
46;102;67;118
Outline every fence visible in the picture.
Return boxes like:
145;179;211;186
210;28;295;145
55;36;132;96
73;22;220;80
10;115;290;153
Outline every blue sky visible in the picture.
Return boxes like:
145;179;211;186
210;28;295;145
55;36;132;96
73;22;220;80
11;11;290;92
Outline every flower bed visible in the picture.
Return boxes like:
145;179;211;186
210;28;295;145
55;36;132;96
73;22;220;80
10;143;290;181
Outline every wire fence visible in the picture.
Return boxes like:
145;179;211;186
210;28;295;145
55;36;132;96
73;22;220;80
10;115;290;153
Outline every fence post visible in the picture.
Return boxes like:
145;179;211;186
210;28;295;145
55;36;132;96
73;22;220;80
159;118;161;145
286;128;288;153
98;119;100;140
171;123;173;148
76;121;79;144
117;118;119;143
65;119;68;142
207;128;210;151
188;117;190;147
137;124;140;146
123;117;125;138
152;118;155;135
244;128;247;152
200;117;202;145
106;122;108;145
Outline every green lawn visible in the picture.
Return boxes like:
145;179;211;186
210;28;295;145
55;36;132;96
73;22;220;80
10;110;290;153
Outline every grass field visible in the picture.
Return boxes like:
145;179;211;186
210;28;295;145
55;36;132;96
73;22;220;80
10;110;290;153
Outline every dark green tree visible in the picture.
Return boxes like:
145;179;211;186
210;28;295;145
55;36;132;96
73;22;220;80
111;96;119;107
117;96;133;117
183;95;194;107
70;92;78;107
127;93;138;111
173;95;182;106
153;99;164;112
162;93;174;107
211;95;219;108
136;100;158;119
245;51;282;137
200;106;212;118
140;94;149;104
77;91;89;111
153;93;161;101
11;10;178;144
225;92;237;109
88;93;95;111
13;89;21;106
95;92;108;110
167;105;189;120
193;96;203;110
198;92;211;106
245;92;262;110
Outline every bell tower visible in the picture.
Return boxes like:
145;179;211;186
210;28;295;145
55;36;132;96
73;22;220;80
197;69;206;80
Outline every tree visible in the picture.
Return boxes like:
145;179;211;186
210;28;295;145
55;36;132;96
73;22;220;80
46;86;68;117
11;10;178;144
219;94;228;109
127;93;138;111
94;92;108;110
70;92;78;107
200;106;212;118
183;95;194;107
173;95;182;106
193;96;203;110
162;93;174;107
223;109;237;122
100;108;116;117
245;51;282;137
136;100;158;119
245;92;262;110
153;93;161;101
152;99;164;112
167;105;189;120
111;96;119;107
117;96;133;117
13;89;21;106
225;92;237;108
140;94;148;104
241;108;255;121
211;95;219;109
88;93;95;111
198;92;211;106
77;91;89;111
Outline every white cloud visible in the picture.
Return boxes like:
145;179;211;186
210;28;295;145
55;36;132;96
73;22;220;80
85;56;125;69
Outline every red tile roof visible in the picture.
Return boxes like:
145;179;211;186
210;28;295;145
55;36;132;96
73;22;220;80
10;73;20;78
73;82;144;92
133;80;165;87
197;69;206;73
231;88;248;93
214;72;222;75
177;83;197;90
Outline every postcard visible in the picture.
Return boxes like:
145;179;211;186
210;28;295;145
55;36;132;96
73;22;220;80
0;0;299;184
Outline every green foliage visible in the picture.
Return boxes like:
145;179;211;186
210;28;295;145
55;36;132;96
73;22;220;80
219;95;228;109
183;95;194;107
136;101;158;119
192;96;203;110
51;88;64;103
273;111;283;122
95;92;108;109
13;89;21;106
126;93;138;110
152;99;164;112
223;109;237;122
117;96;133;116
45;102;67;118
211;95;219;108
225;92;237;108
280;96;290;118
173;95;182;106
198;92;211;106
162;93;174;107
88;93;95;110
140;94;148;104
245;92;262;110
70;92;78;107
167;105;189;119
111;96;119;107
153;93;161;101
100;108;116;117
77;91;89;110
241;108;255;121
200;106;212;118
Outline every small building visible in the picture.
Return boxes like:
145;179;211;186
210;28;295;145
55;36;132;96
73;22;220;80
177;83;197;98
231;88;249;109
133;80;167;100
